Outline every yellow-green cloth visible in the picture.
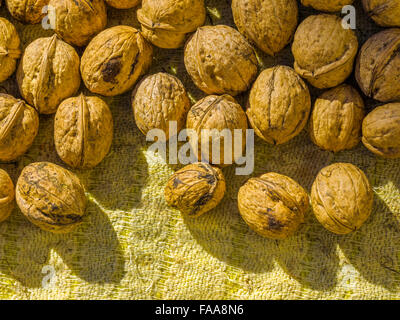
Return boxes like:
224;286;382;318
0;1;399;300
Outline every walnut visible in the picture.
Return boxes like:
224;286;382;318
363;0;400;27
132;73;190;141
0;18;21;83
164;162;226;218
17;34;81;114
105;0;140;9
54;93;113;169
49;0;107;47
231;0;298;56
0;94;39;162
0;169;14;223
137;0;206;49
292;14;358;89
362;103;400;159
246;66;311;145
311;163;374;235
184;25;258;96
301;0;354;12
238;172;309;240
309;84;365;152
5;0;49;24
186;94;248;166
356;29;400;103
81;26;153;97
16;162;87;233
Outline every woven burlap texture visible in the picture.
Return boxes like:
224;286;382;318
0;0;399;300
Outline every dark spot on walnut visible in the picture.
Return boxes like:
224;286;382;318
102;58;122;83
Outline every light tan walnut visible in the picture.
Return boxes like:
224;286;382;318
0;18;21;83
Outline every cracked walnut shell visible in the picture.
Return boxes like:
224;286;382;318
186;94;248;167
247;66;311;145
54;94;113;169
49;0;107;47
184;25;258;96
301;0;354;12
0;169;14;223
137;0;206;49
132;73;190;141
81;26;153;97
0;18;21;83
16;162;87;233
292;14;358;89
356;29;400;103
363;0;400;27
310;84;365;152
5;0;49;24
232;0;298;56
164;162;226;218
238;172;309;240
362;103;400;159
17;34;81;114
0;94;39;162
311;163;373;235
105;0;140;9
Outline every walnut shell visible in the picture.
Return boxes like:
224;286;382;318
5;0;49;24
311;163;374;235
186;94;248;166
301;0;354;12
54;94;113;169
105;0;140;9
247;66;311;145
81;26;153;97
0;169;14;223
132;73;190;141
137;0;206;49
0;94;39;162
363;0;400;27
49;0;107;47
17;34;81;114
16;162;87;233
232;0;298;56
310;84;365;152
362;103;400;159
164;162;226;218
292;14;358;89
356;29;400;103
0;18;21;83
238;172;309;240
184;25;258;96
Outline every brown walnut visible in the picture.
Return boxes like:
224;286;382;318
105;0;140;9
17;34;81;114
363;0;400;27
362;103;400;159
81;26;153;97
186;94;248;166
164;162;226;218
309;84;365;152
0;18;21;83
16;162;87;233
232;0;298;56
247;66;311;145
238;172;309;240
54;93;114;169
0;94;39;162
0;169;14;223
137;0;206;49
132;73;190;141
356;28;400;103
301;0;354;12
49;0;107;47
311;163;374;235
292;14;358;89
184;25;258;96
5;0;49;24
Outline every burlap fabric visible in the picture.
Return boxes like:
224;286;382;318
0;0;399;300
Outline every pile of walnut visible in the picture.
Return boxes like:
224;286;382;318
0;0;399;240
